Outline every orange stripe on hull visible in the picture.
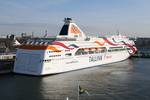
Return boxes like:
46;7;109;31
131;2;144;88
19;45;61;52
94;41;105;46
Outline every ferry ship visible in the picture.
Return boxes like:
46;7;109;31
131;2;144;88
13;18;137;76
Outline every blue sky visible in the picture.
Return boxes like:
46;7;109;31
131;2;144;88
0;0;150;37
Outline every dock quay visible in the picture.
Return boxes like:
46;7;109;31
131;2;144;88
0;34;35;74
132;50;150;58
0;53;15;74
0;53;15;60
131;37;150;58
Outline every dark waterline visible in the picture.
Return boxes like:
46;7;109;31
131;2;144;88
0;58;150;100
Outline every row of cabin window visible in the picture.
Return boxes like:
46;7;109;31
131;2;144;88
41;59;51;62
65;53;72;56
49;53;72;58
126;48;131;50
109;46;123;49
75;49;107;55
48;51;61;53
49;55;61;57
108;48;126;52
42;54;72;62
48;50;70;53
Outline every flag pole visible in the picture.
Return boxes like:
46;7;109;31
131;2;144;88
77;81;79;100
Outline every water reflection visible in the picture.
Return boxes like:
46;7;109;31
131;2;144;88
40;59;137;100
0;58;150;100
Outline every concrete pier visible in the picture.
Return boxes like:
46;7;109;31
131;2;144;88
131;37;150;58
0;54;15;60
0;53;15;74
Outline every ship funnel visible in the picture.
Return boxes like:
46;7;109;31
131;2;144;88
58;18;86;40
64;18;73;23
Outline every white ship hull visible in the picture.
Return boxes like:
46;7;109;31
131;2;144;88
14;50;130;76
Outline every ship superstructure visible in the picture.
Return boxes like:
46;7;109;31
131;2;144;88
13;18;137;75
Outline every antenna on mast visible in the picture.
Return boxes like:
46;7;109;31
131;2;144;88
44;30;48;38
116;30;120;35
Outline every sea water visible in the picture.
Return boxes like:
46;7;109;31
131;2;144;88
0;58;150;100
